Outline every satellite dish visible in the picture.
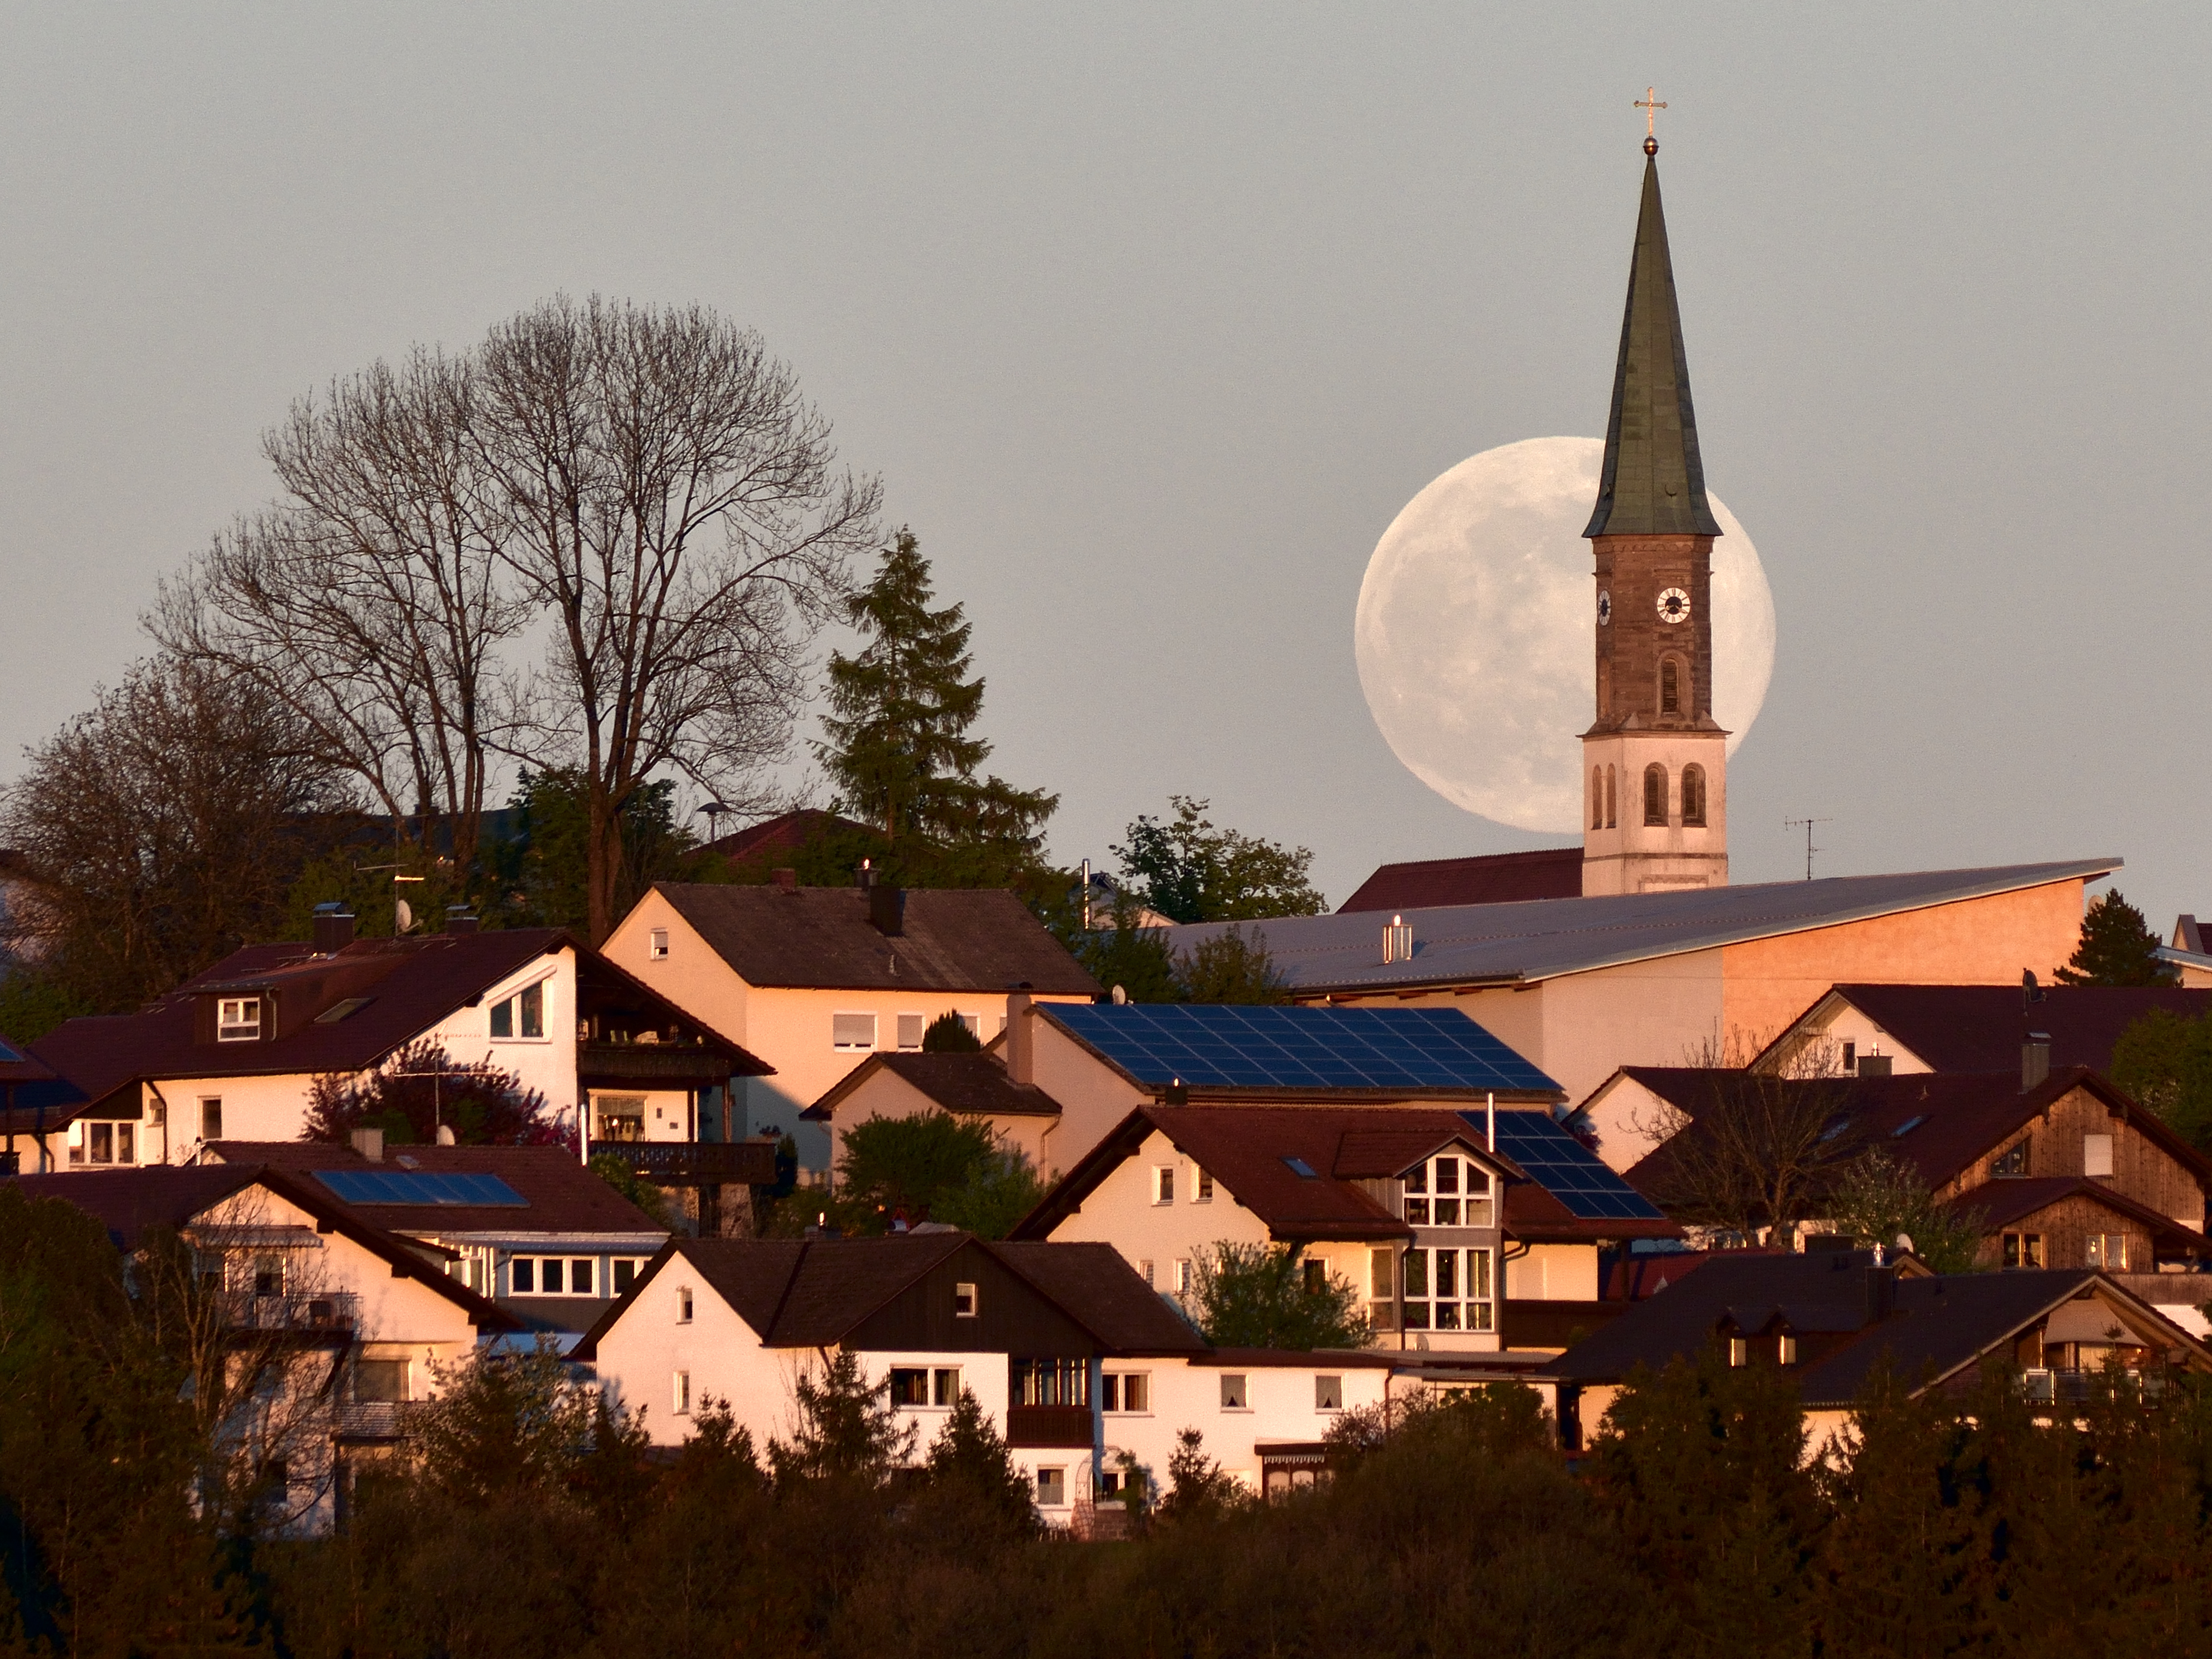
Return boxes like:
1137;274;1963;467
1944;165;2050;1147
1896;1232;1915;1255
394;899;415;934
1111;984;1128;1005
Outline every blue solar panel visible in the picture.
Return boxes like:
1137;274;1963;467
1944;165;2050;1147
314;1169;527;1207
1478;1111;1667;1222
0;1040;20;1063
1048;1005;1559;1093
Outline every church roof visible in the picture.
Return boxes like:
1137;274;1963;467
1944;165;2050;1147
1337;847;1585;913
1583;153;1723;539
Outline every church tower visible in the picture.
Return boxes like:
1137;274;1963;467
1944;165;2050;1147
1580;129;1728;897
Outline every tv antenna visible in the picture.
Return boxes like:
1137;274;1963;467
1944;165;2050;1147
356;863;428;934
1783;818;1831;881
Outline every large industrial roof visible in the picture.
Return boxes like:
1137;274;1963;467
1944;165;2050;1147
1168;860;2119;994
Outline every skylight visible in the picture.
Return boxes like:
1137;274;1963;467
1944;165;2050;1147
1891;1115;1927;1138
1819;1117;1853;1143
1281;1156;1319;1179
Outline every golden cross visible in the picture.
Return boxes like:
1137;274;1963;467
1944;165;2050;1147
1636;86;1666;141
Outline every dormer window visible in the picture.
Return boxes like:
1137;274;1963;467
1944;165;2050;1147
1401;1154;1493;1228
217;998;261;1042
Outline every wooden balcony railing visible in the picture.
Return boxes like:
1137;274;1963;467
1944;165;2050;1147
1006;1404;1095;1448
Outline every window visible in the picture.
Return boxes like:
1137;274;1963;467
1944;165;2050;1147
1219;1374;1249;1410
1992;1139;2030;1178
1591;767;1604;831
1399;1247;1493;1332
1154;1167;1176;1205
1195;1169;1214;1202
1369;1248;1397;1329
1604;764;1617;829
677;1286;694;1323
890;1368;932;1407
1778;1335;1798;1367
2002;1231;2044;1269
355;1359;409;1403
960;1013;981;1039
1282;1156;1319;1179
512;1259;535;1294
1303;1259;1326;1295
1010;1358;1089;1406
1681;764;1705;826
2087;1234;2129;1271
491;981;548;1041
1729;1338;1750;1368
953;1281;978;1317
933;1367;960;1406
1139;1259;1155;1288
2083;1134;2114;1177
1033;1467;1067;1508
1104;1373;1150;1413
1174;1259;1192;1296
569;1259;594;1296
649;928;669;961
896;1013;925;1051
491;998;511;1038
254;1254;286;1297
200;1098;223;1140
541;1260;564;1295
594;1095;646;1142
85;1123;110;1164
1315;1374;1343;1411
1660;657;1680;715
673;1371;691;1415
1401;1154;1492;1228
1643;763;1667;826
1842;1041;1857;1072
217;997;261;1042
832;1012;878;1051
115;1123;134;1163
612;1259;644;1295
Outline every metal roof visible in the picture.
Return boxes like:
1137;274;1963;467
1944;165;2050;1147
1042;1004;1560;1095
1167;860;2120;994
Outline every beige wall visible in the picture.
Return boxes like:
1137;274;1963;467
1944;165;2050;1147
820;1065;1055;1183
1027;1015;1151;1176
1576;1072;1679;1173
1045;1126;1272;1292
1763;999;1935;1078
1505;1242;1600;1301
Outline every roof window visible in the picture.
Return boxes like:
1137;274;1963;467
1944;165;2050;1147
1282;1156;1319;1179
1890;1114;1927;1138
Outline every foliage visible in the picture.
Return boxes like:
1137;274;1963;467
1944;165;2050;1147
493;768;694;934
1066;893;1183;1005
1155;1428;1248;1525
919;1388;1039;1541
1636;1065;1860;1246
1187;1241;1371;1350
2111;1005;2212;1153
0;969;89;1046
1176;923;1290;1005
1113;796;1325;923
409;1343;598;1506
767;1349;916;1490
817;528;1059;859
587;1152;674;1227
929;1152;1047;1240
1828;1149;1985;1272
922;1009;984;1052
2055;888;2177;987
303;1038;564;1147
833;1110;1042;1237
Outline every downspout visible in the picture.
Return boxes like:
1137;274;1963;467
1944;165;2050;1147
1089;1354;1105;1506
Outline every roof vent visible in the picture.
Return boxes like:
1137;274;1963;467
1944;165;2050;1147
350;1126;384;1163
773;866;797;893
2022;1032;2051;1093
1382;914;1414;964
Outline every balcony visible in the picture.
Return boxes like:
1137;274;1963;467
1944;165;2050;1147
2022;1368;2165;1406
223;1290;360;1334
591;1141;778;1188
1006;1405;1095;1448
578;1041;736;1089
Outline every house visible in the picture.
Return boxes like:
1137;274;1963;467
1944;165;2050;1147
1165;859;2118;1105
18;911;770;1204
806;1051;1065;1180
1547;1248;2212;1451
1607;1066;2212;1298
204;1133;695;1333
1009;1102;1677;1361
2163;916;2212;987
0;1031;82;1174
1745;982;2212;1080
574;1231;1389;1518
1337;848;1586;913
599;877;1099;1165
8;1162;520;1531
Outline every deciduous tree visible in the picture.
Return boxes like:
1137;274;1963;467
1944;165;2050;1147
1188;1241;1370;1350
1114;796;1325;923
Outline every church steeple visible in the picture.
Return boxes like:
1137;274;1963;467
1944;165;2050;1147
1582;153;1721;539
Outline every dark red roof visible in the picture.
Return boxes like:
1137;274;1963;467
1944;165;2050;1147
701;809;875;863
0;1032;57;1087
1945;1175;2210;1248
654;883;1099;995
1337;848;1583;914
1759;984;2212;1075
803;1051;1063;1120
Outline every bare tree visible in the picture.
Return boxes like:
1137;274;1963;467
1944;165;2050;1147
153;349;525;883
471;296;879;941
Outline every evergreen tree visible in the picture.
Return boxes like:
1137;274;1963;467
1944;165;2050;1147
1176;923;1289;1005
768;1350;914;1489
2055;888;2175;987
2111;1005;2212;1152
817;530;1057;858
921;1009;982;1052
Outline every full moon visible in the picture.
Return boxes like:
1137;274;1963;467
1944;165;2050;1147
1355;436;1775;834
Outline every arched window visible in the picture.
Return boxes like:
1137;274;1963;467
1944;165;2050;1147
1682;764;1706;826
1643;763;1667;826
1604;766;1617;829
1591;767;1604;830
1659;658;1680;716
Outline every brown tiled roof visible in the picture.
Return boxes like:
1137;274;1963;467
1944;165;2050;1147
701;809;875;862
1945;1175;2211;1249
804;1052;1063;1121
0;1032;58;1087
653;883;1101;996
1336;848;1584;914
987;1240;1208;1353
1757;984;2212;1075
204;1141;670;1239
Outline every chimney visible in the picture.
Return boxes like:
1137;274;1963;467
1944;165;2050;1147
312;903;356;955
350;1126;384;1162
1006;982;1035;1084
1864;1262;1897;1324
857;858;876;890
1165;1077;1188;1107
1382;914;1413;964
869;883;905;937
2022;1032;2051;1092
444;907;479;935
773;866;797;893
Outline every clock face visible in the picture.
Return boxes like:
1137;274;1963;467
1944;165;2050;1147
1596;590;1612;626
1656;587;1691;625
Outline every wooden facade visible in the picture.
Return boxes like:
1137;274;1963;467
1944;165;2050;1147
1940;1082;2207;1230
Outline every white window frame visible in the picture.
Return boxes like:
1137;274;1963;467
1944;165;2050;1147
673;1370;691;1415
1153;1166;1176;1205
953;1281;978;1318
896;1013;925;1051
648;927;669;961
1174;1259;1192;1295
489;974;552;1042
1104;1371;1151;1415
677;1286;694;1323
216;997;261;1042
200;1097;223;1140
1315;1374;1344;1412
1194;1168;1214;1203
832;1012;878;1052
1219;1373;1249;1411
1033;1466;1068;1508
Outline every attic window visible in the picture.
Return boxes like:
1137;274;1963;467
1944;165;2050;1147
1890;1115;1927;1138
1992;1139;2029;1179
490;981;546;1041
315;997;373;1025
649;928;669;961
217;998;261;1042
1818;1117;1853;1143
1282;1156;1319;1179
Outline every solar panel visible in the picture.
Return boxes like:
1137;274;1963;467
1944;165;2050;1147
1479;1111;1667;1222
1048;1005;1558;1093
313;1168;527;1207
0;1040;20;1063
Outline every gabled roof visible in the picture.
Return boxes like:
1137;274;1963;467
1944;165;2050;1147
700;809;875;863
1040;1004;1561;1098
650;883;1100;996
1009;1105;1677;1247
1168;861;2120;996
1337;848;1584;914
1945;1175;2210;1251
0;1032;58;1087
1752;983;2212;1075
573;1233;1206;1360
204;1141;669;1239
803;1051;1063;1122
1621;1066;2212;1201
7;1165;523;1331
1551;1251;2211;1407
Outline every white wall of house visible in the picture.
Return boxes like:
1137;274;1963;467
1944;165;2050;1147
1505;1243;1601;1301
1574;1072;1684;1174
1026;1015;1152;1177
819;1066;1056;1186
591;1254;794;1445
1041;1126;1274;1296
1765;1001;1932;1078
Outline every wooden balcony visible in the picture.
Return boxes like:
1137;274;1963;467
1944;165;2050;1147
1006;1404;1095;1448
578;1041;736;1089
593;1141;777;1188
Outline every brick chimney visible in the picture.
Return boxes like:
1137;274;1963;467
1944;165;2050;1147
1006;983;1035;1084
2022;1032;2051;1092
773;867;797;893
869;883;905;937
312;903;355;955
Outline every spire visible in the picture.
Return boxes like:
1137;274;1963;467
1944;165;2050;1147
1583;153;1721;538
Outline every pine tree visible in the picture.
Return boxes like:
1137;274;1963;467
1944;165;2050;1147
2055;888;2176;986
817;530;1057;859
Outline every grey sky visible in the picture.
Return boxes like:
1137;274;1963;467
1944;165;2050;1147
2;5;2205;934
